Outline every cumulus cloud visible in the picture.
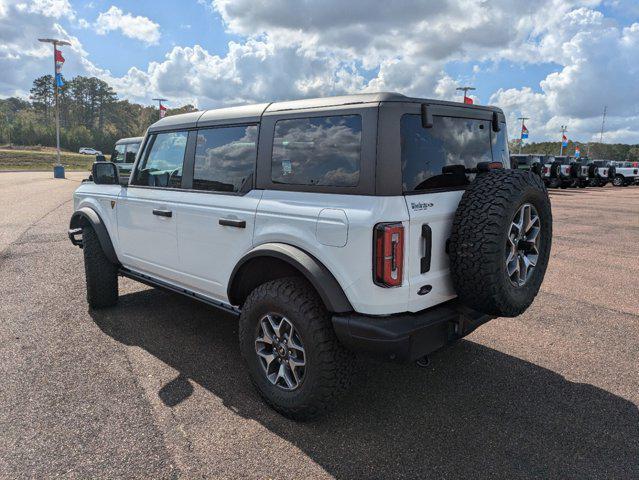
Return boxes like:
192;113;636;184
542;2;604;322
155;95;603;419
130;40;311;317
94;6;160;45
1;0;638;142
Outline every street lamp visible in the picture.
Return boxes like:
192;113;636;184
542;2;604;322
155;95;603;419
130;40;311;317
38;38;71;173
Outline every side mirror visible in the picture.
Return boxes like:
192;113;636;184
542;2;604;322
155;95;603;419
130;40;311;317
92;161;120;185
95;154;106;162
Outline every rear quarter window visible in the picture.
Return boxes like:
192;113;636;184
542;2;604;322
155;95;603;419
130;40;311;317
271;114;361;187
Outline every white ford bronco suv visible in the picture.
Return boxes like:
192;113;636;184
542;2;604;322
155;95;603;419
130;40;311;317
69;93;552;420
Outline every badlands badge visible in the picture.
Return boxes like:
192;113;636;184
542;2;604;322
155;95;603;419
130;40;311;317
410;201;434;211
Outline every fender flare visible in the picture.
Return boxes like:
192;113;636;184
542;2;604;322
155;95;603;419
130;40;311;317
69;207;119;265
228;243;353;313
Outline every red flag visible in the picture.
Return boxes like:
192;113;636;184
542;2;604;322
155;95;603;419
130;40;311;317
464;96;473;104
159;104;167;118
55;48;65;63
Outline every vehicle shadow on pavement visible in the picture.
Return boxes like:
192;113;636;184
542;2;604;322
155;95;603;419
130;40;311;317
90;288;639;479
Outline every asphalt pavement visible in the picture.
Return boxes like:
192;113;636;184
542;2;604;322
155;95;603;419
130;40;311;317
0;172;637;479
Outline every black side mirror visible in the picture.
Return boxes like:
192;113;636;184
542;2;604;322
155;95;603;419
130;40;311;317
95;154;106;162
92;161;120;185
492;111;501;132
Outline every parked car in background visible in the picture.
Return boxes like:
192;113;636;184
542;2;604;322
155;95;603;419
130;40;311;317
110;137;143;179
611;161;639;186
510;154;544;176
591;159;614;187
542;156;573;188
79;147;102;155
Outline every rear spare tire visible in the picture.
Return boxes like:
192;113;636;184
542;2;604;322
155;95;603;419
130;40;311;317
448;170;552;317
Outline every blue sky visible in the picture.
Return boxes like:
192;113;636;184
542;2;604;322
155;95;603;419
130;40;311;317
1;0;638;143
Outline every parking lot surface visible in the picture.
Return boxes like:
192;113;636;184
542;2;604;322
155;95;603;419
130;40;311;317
1;172;637;479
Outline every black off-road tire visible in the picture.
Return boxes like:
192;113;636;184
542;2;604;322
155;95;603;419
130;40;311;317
239;277;354;421
449;170;552;317
82;225;118;309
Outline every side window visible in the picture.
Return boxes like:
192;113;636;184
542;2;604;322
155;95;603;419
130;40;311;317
125;143;140;164
401;115;492;192
192;125;258;193
491;123;511;167
271;115;361;187
132;131;188;188
111;144;125;163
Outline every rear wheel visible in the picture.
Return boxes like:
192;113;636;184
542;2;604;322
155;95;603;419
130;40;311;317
612;175;624;187
239;277;354;421
82;225;118;309
449;170;552;317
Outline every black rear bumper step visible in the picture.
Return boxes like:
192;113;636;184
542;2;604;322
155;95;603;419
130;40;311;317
332;300;494;362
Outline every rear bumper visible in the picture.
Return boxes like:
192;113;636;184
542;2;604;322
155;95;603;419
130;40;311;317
332;300;494;362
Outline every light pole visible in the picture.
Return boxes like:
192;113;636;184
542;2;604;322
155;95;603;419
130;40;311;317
517;116;529;154
152;98;168;120
38;38;71;169
456;86;476;104
559;125;568;156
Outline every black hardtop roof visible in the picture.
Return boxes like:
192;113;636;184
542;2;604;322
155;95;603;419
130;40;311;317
147;92;504;132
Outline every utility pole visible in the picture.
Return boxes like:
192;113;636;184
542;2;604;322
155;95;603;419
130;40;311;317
456;86;476;103
152;98;168;120
599;106;607;143
38;38;71;167
517;116;529;154
559;125;568;156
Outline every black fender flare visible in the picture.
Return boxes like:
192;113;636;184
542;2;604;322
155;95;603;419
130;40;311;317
69;207;119;265
228;243;353;313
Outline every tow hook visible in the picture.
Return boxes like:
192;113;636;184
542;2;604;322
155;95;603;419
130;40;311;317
415;355;430;368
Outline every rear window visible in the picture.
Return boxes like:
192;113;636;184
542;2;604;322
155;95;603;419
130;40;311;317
401;114;501;192
271;115;361;187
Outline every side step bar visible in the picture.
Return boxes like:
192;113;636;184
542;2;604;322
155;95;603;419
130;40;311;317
119;268;241;317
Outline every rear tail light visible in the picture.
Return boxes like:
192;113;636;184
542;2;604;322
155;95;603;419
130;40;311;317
566;166;571;174
373;223;404;287
542;166;549;174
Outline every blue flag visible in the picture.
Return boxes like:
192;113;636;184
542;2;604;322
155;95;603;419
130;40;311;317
56;73;64;87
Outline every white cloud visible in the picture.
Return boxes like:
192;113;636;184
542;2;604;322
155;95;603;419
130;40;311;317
1;0;637;143
94;6;160;46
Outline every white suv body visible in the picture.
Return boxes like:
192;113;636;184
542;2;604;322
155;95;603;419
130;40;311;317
72;95;510;316
69;93;552;419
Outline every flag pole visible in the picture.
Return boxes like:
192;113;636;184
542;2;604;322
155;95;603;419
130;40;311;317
559;125;567;156
517;116;529;154
38;38;70;171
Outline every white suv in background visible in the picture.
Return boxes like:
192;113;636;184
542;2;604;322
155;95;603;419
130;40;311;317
69;93;553;420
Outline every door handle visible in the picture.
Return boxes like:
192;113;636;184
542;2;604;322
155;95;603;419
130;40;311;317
152;209;172;218
219;218;246;228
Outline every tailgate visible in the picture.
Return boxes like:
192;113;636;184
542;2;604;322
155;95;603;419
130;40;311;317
403;191;463;312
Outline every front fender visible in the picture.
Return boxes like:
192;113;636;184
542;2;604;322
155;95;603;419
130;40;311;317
69;207;119;265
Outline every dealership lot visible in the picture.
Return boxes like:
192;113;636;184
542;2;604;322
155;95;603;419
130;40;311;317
0;172;637;479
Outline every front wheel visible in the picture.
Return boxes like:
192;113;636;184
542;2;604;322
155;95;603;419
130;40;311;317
239;277;354;421
82;225;118;309
612;175;624;187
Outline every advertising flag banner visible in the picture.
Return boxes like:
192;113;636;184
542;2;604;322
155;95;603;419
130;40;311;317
575;147;581;158
521;125;529;139
562;134;568;147
463;96;473;104
159;104;167;118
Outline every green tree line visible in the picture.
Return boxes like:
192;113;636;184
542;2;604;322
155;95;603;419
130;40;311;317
0;75;196;154
509;140;639;161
